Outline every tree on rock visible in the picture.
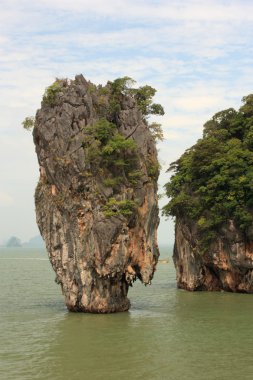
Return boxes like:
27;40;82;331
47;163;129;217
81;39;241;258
163;94;253;293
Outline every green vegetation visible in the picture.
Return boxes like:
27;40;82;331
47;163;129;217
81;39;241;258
102;132;138;177
103;177;123;188
83;118;140;184
42;80;62;106
147;159;161;179
83;118;116;164
22;116;35;131
106;76;164;121
163;95;253;252
133;85;165;117
109;76;136;95
102;133;136;155
87;118;116;143
148;122;164;141
103;198;137;217
127;170;142;185
83;76;164;186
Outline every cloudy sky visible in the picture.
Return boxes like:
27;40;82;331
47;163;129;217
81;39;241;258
1;0;253;244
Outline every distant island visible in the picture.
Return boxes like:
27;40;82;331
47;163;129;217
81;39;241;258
4;235;45;248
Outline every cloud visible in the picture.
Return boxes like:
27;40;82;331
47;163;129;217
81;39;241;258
163;130;184;141
171;94;223;112
1;0;253;241
9;0;253;23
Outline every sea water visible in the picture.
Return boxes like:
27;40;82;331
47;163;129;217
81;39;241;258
0;247;253;380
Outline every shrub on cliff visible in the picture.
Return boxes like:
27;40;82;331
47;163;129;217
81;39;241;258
42;79;65;106
103;198;137;217
107;76;164;122
133;85;165;117
163;95;253;251
83;118;139;182
82;76;164;186
22;116;35;131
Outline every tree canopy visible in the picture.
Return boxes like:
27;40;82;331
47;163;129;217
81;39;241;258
22;116;35;131
107;76;165;119
163;95;253;251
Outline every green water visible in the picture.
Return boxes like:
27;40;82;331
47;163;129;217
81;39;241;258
1;247;253;380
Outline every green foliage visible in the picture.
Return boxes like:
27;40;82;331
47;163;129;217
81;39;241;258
102;133;139;179
106;77;164;121
163;94;253;252
106;77;135;118
103;177;123;188
147;159;161;179
88;118;116;143
22;116;35;131
43;81;62;106
83;118;139;184
83;118;115;166
133;85;165;116
148;122;164;141
80;77;163;202
132;85;155;114
87;82;97;94
102;133;137;156
127;170;142;185
97;85;110;96
84;139;101;164
240;94;253;117
149;103;165;116
108;76;136;95
103;198;137;217
158;193;165;200
95;86;109;110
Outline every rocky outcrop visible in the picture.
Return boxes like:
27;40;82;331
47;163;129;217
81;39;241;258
33;75;160;312
174;219;253;293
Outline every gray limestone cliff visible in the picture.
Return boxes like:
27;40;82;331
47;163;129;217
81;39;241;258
33;75;160;312
174;219;253;293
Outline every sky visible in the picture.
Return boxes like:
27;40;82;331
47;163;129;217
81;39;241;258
1;0;253;245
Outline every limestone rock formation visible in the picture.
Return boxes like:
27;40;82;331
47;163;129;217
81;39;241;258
174;219;253;292
164;95;253;293
33;75;160;312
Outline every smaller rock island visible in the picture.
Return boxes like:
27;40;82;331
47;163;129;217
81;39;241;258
33;75;164;312
163;95;253;293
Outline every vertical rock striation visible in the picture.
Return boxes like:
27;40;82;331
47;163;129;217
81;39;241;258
174;219;253;293
33;75;160;312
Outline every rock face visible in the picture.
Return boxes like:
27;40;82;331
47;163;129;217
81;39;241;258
174;219;253;293
163;96;253;294
33;75;160;312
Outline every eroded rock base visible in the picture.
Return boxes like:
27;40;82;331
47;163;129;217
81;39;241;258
64;278;130;313
174;220;253;293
